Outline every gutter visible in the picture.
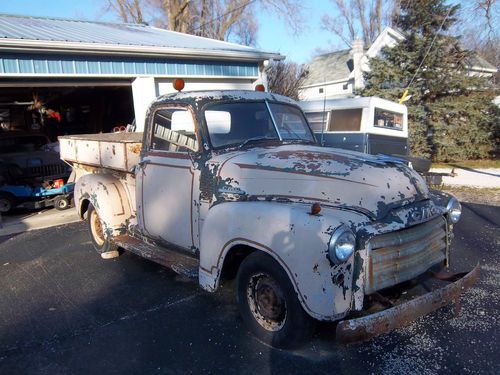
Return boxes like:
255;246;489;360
0;38;285;62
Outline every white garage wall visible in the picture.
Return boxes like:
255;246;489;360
156;78;256;95
132;77;157;132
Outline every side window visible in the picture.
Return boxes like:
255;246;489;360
374;108;403;130
328;109;362;131
151;107;198;152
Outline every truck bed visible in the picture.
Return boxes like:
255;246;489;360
59;132;143;172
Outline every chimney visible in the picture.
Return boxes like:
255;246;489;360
351;38;364;90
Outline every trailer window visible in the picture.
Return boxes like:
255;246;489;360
374;108;403;131
151;107;198;152
304;111;328;132
328;109;362;131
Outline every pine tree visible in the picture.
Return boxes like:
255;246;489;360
361;0;498;161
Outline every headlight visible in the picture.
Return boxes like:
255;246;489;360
328;226;356;264
446;197;462;224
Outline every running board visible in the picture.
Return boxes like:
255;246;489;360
113;234;199;279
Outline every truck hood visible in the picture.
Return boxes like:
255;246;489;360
211;144;429;220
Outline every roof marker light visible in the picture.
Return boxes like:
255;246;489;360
310;202;322;215
173;78;185;91
255;84;265;92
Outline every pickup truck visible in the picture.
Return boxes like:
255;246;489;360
59;87;478;348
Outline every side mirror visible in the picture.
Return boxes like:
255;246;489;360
205;111;231;134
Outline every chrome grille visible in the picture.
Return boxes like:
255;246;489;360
365;216;447;294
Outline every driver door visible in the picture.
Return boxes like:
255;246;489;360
138;105;199;252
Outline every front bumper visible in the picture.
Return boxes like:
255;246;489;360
336;265;480;344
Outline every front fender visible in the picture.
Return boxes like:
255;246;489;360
199;201;365;321
75;173;133;238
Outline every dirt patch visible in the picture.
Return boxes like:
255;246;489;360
441;186;500;206
442;187;500;206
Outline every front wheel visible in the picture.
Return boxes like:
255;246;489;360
87;204;119;259
237;252;315;348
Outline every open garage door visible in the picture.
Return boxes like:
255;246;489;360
0;79;134;141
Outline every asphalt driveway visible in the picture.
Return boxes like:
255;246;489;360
0;202;498;375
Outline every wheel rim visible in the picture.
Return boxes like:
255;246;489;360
57;199;68;209
0;198;12;213
246;272;287;331
90;209;105;246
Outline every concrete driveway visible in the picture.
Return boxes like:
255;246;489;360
0;202;498;374
0;207;80;236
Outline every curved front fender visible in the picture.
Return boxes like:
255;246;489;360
199;201;364;321
75;173;133;238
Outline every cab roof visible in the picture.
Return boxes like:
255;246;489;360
151;90;298;109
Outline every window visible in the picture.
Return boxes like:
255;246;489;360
328;109;362;131
319;88;324;94
268;103;315;141
305;112;328;132
374;108;403;131
151;107;198;152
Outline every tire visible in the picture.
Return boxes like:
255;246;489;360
87;204;119;257
0;193;16;214
54;196;70;211
237;252;315;348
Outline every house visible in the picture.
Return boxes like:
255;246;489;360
0;13;283;136
299;26;497;101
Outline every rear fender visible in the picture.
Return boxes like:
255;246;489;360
75;173;133;238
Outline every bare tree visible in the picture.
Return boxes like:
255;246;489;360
266;61;308;100
106;0;304;46
458;0;499;84
321;0;396;47
107;0;146;23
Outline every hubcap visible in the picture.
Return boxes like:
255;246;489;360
247;273;287;331
90;209;105;246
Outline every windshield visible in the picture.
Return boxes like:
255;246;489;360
205;102;315;148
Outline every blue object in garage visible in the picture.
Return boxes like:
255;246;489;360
0;182;74;213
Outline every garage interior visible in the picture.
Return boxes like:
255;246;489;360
0;79;134;141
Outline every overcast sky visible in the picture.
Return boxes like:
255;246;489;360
0;0;345;63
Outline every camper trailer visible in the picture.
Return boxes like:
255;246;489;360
300;97;408;156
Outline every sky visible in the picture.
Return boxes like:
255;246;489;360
0;0;345;63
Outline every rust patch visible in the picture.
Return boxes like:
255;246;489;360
336;265;480;344
128;143;142;154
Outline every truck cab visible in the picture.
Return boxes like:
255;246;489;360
60;88;477;348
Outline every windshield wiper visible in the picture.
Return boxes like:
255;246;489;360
238;136;278;149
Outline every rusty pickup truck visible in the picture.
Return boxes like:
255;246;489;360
59;87;478;348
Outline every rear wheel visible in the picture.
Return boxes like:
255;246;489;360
87;204;119;259
54;196;70;210
0;193;15;214
237;252;315;348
